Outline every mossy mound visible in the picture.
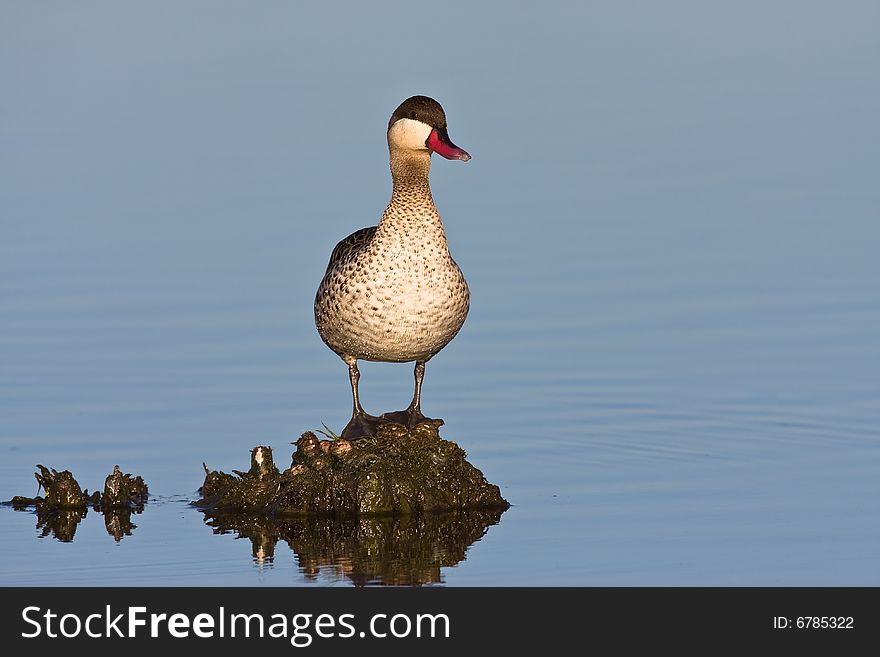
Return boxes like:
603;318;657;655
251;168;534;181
196;422;509;517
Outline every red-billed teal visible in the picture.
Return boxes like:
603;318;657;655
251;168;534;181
314;96;471;440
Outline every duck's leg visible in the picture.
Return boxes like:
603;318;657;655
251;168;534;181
382;360;443;428
341;359;387;440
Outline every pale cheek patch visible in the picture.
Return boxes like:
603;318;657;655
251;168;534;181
388;118;433;151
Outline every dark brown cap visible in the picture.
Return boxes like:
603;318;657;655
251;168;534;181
388;95;448;132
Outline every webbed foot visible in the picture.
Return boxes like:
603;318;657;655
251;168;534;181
341;411;389;441
380;408;444;429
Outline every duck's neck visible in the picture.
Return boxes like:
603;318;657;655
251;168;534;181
390;148;432;195
377;150;447;245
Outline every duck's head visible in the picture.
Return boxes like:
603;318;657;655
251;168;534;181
387;95;471;162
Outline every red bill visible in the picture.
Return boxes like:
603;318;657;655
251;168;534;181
426;127;471;161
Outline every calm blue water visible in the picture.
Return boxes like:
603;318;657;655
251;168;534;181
1;2;878;585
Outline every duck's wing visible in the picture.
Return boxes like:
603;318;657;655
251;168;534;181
325;226;376;273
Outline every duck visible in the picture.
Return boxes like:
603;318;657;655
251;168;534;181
314;95;471;440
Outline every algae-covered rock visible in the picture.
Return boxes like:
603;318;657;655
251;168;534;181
7;464;150;510
34;465;90;509
101;465;149;509
196;422;509;517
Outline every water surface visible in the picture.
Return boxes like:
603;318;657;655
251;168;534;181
1;2;878;585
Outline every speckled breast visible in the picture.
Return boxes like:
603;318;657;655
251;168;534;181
314;249;470;363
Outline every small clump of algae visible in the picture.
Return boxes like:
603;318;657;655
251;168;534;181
195;421;509;516
8;464;148;511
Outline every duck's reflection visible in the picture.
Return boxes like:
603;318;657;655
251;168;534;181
201;509;506;586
